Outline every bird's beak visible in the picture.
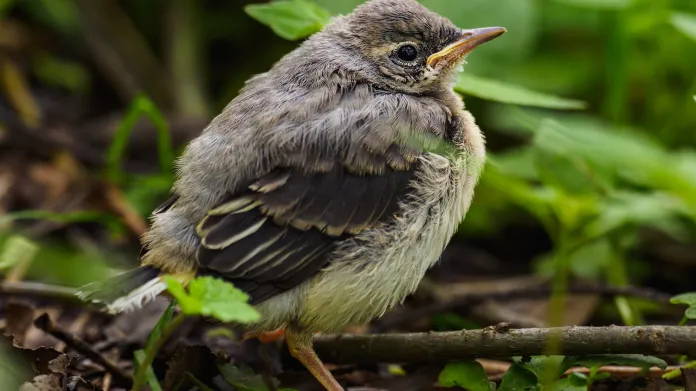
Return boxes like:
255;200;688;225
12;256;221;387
427;26;506;69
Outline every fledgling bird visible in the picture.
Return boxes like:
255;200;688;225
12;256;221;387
78;0;504;389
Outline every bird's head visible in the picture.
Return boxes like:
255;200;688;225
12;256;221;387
322;0;505;94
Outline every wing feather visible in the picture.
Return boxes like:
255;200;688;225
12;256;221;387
195;144;419;304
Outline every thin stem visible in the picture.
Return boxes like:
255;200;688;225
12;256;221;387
131;313;186;391
678;316;689;327
542;231;571;388
663;360;696;381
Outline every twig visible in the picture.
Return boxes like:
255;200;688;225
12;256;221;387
103;183;148;236
0;280;80;302
33;313;132;386
376;283;673;330
314;325;696;365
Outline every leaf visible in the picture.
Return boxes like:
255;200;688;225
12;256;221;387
498;363;538;391
490;147;539;181
673;293;696;306
670;13;696;42
164;277;261;323
438;361;492;391
134;350;162;391
586;192;691;241
686;307;696;319
245;0;332;41
551;0;634;10
671;293;696;319
531;149;609;196
516;356;567;382
0;235;38;271
567;373;588;387
529;119;696;208
536;239;614;280
455;73;586;110
550;376;587;391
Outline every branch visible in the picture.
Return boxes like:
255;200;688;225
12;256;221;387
313;326;696;365
0;281;79;303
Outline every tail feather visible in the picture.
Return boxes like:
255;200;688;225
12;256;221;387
76;266;165;313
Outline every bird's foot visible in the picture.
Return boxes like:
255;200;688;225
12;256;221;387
242;327;286;343
286;326;344;391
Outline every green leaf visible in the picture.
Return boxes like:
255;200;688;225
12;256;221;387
0;235;38;271
551;0;634;10
670;13;696;42
673;293;696;306
567;373;588;387
498;363;538;391
517;356;567;382
438;361;492;391
245;0;332;41
164;277;261;323
671;293;696;319
528;118;696;208
455;73;587;110
490;147;539;181
550;376;587;391
535;239;613;280
586;192;691;241
134;350;163;391
686;307;696;319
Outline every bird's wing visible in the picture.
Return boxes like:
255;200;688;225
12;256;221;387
195;143;421;304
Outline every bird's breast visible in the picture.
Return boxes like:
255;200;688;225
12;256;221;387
298;150;483;332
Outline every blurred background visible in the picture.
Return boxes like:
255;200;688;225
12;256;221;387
0;0;695;389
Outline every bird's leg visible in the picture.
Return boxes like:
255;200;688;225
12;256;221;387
285;326;344;391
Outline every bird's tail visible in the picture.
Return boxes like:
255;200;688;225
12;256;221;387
76;266;168;314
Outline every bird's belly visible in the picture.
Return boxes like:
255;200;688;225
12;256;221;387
298;153;480;332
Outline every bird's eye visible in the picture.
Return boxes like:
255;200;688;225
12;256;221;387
396;45;418;62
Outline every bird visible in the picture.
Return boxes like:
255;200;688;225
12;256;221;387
78;0;505;389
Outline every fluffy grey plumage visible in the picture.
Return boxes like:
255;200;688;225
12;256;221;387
78;0;504;388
